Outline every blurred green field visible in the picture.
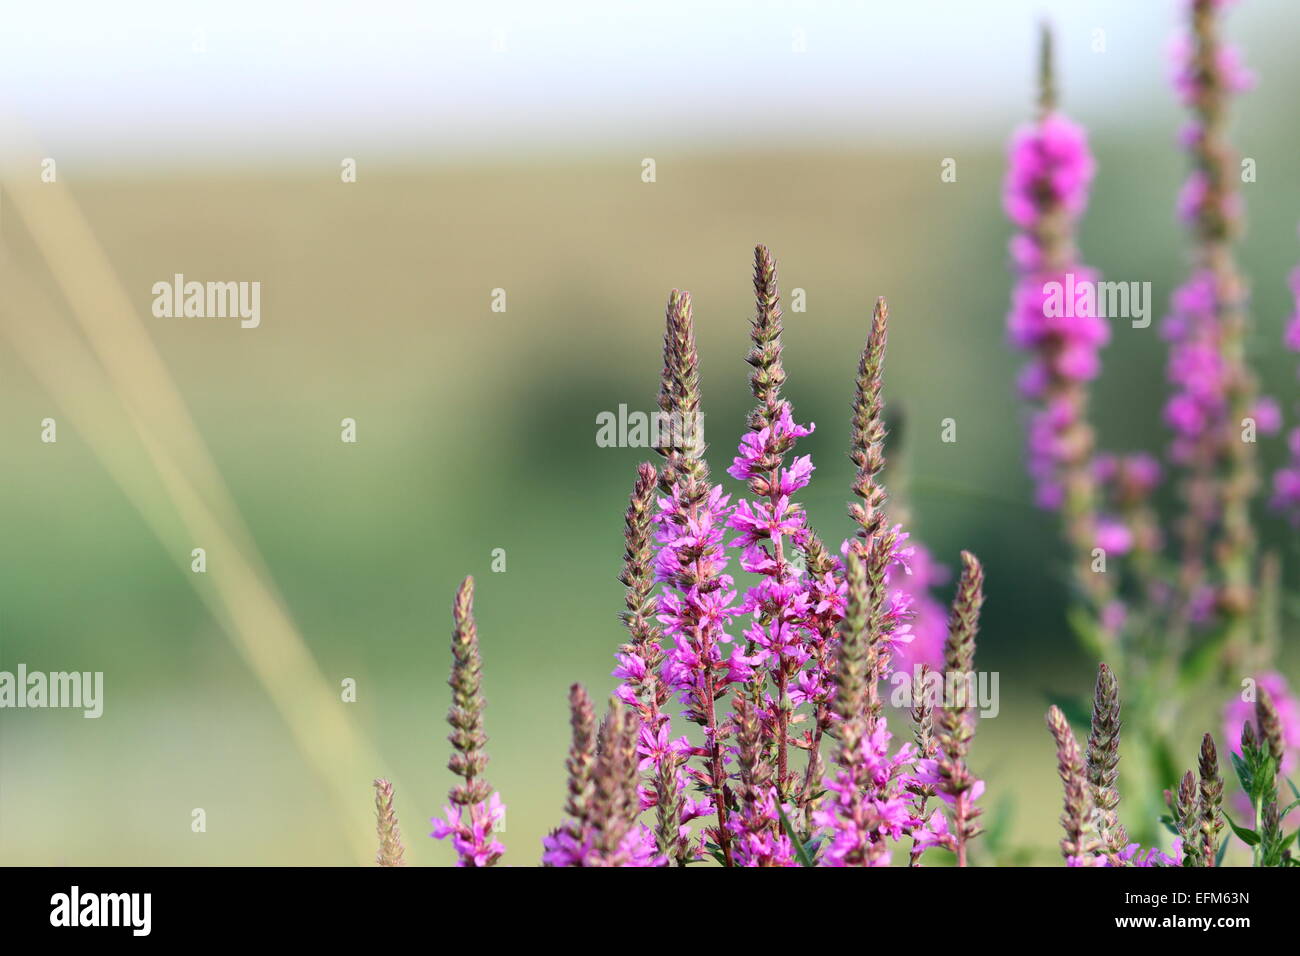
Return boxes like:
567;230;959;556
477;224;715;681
1;139;1298;864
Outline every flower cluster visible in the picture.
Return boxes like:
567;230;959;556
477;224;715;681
1162;0;1268;641
655;482;746;705
417;243;997;867
1091;452;1163;561
1163;271;1232;462
811;539;922;867
727;695;796;867
396;5;1298;872
431;794;506;868
888;544;948;672
1001;27;1131;668
541;689;664;867
814;715;917;866
1224;673;1300;779
1169;4;1254;107
725;250;823;818
1004;107;1105;512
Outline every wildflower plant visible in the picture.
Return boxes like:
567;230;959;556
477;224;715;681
406;240;988;866
380;2;1300;870
1008;2;1299;855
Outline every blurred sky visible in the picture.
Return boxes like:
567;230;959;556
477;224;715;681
2;0;1295;165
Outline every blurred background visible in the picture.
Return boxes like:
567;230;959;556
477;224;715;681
1;0;1298;865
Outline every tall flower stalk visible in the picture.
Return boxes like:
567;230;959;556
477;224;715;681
728;244;817;804
615;461;665;723
906;664;938;867
1048;663;1197;868
1047;705;1103;866
653;289;743;866
730;695;796;866
923;552;985;867
1197;733;1225;865
1166;0;1260;664
845;298;917;700
1004;25;1112;650
544;692;661;866
373;778;407;867
813;547;915;866
430;576;506;867
1085;663;1125;861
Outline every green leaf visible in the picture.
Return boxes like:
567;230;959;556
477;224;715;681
1223;813;1260;847
1149;737;1181;792
777;803;816;867
1286;776;1300;801
1159;814;1181;838
1229;750;1252;794
1215;836;1229;868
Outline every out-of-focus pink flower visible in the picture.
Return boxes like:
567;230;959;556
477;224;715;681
1224;672;1300;776
431;793;507;868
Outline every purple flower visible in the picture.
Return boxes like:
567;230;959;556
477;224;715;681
1162;271;1232;463
728;785;798;868
1003;113;1096;228
541;822;663;868
431;794;506;868
636;722;691;774
1125;453;1163;494
1114;841;1180;868
1095;517;1134;556
814;718;918;866
1170;32;1253;108
726;399;826;807
727;496;808;550
1004;105;1105;512
726;404;814;484
1272;430;1300;523
653;484;732;586
1252;397;1282;435
1176;171;1203;223
1271;265;1300;523
886;544;949;672
911;810;956;853
913;759;986;809
1224;673;1300;777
